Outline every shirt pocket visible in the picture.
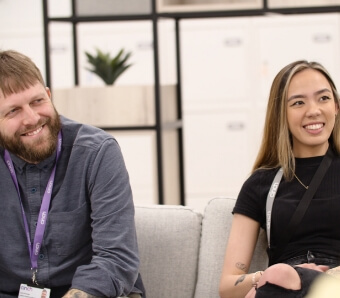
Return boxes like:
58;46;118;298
49;202;92;256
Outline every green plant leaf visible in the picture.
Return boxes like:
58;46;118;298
85;48;133;85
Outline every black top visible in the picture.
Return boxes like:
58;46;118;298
233;153;340;264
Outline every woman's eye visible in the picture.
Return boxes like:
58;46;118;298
320;95;331;101
291;100;304;106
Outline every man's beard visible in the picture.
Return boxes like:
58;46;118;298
0;112;62;164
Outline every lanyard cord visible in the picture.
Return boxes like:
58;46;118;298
266;167;283;248
4;131;62;278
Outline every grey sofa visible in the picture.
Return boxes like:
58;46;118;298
134;197;268;298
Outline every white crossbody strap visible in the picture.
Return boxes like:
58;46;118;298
266;167;283;248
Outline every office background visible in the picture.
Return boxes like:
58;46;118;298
1;0;340;212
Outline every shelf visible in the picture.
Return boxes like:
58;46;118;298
268;0;340;9
43;0;185;206
157;0;262;13
47;15;154;22
156;0;340;13
52;85;177;127
75;0;152;16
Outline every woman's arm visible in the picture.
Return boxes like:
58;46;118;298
219;214;261;298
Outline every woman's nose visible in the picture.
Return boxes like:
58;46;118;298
306;102;321;117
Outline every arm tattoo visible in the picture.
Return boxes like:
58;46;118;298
63;289;101;298
236;262;247;272
234;274;246;286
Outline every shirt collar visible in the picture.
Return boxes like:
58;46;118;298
10;150;57;174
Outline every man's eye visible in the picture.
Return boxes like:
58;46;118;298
32;98;43;104
7;108;19;116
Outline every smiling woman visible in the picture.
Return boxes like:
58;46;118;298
286;69;338;158
219;60;340;298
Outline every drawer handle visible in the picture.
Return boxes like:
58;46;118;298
224;38;242;47
313;34;331;43
227;122;245;130
137;41;153;50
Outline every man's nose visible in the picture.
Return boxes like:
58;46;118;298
22;106;39;125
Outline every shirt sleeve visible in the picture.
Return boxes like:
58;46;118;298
233;169;272;227
70;137;140;297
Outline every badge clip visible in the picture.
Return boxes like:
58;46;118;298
31;268;38;285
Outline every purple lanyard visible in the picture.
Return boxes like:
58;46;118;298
4;131;62;283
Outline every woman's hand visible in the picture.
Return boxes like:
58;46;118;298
295;263;329;272
62;289;101;298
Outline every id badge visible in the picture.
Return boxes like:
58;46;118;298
18;284;50;298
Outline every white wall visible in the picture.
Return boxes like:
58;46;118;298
180;14;340;211
0;0;45;79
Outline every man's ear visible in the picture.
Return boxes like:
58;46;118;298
46;87;51;98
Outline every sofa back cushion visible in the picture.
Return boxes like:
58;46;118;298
194;197;268;298
135;205;203;298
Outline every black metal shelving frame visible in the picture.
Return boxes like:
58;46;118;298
42;0;340;206
42;0;186;206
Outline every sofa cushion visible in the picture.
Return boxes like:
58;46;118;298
135;205;203;298
194;197;268;298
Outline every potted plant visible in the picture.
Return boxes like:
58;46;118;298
52;48;177;127
84;48;133;85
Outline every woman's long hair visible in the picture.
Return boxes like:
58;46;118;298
252;60;340;180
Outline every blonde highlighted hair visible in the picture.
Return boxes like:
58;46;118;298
253;60;340;180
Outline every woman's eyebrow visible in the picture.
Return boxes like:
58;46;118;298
287;88;332;102
314;88;332;96
287;94;305;102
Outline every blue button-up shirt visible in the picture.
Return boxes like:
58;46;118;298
0;116;142;297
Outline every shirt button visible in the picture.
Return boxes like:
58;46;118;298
31;187;37;193
39;254;44;260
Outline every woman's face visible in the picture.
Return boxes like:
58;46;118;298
286;68;338;157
